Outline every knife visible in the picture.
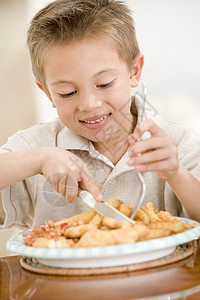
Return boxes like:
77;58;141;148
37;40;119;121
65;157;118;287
79;191;135;224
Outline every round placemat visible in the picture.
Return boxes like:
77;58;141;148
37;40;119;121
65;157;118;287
20;243;193;276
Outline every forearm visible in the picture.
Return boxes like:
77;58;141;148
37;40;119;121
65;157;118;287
167;163;200;221
0;148;44;190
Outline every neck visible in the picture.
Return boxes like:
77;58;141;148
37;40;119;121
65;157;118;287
96;139;130;165
93;114;137;165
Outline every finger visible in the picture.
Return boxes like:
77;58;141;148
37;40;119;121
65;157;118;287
128;136;174;158
47;173;60;194
128;148;175;166
134;160;167;172
79;163;103;202
128;134;137;146
66;174;79;203
58;175;67;196
133;158;178;174
133;119;166;140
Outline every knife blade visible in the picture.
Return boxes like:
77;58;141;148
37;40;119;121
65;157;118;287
79;191;135;224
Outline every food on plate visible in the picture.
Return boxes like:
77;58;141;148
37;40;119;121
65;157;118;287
74;223;148;248
24;201;196;248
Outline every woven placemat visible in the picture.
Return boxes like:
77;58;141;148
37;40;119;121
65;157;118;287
20;243;193;276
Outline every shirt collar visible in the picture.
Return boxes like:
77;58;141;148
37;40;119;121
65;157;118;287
57;126;90;151
57;126;114;167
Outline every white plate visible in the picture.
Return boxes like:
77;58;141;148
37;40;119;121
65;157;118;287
6;217;200;268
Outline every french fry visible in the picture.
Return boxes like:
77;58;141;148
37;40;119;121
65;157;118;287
55;209;96;226
149;221;185;233
119;204;133;217
145;202;159;214
134;208;150;225
144;202;161;223
183;222;194;229
106;198;123;209
157;211;175;223
139;228;172;241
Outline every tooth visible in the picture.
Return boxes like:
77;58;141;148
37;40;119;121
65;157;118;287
84;114;109;124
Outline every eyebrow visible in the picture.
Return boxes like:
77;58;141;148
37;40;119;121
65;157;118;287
51;68;118;86
94;68;117;77
52;80;73;86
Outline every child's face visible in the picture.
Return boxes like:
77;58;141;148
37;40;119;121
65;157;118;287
39;38;143;144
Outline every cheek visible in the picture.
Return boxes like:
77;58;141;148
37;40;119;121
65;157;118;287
117;73;131;91
56;110;78;132
114;82;131;105
54;102;74;121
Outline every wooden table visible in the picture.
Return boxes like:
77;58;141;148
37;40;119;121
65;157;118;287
0;239;200;300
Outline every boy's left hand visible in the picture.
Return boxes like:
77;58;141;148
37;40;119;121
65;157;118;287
127;119;179;180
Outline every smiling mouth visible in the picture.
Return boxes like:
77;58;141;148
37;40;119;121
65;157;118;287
80;113;111;124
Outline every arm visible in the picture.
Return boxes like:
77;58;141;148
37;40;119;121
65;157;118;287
0;147;103;203
127;119;200;221
0;149;42;189
166;163;200;221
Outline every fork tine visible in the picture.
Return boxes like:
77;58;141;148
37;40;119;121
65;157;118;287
130;83;147;219
130;172;146;219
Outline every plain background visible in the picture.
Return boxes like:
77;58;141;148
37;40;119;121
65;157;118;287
0;0;199;256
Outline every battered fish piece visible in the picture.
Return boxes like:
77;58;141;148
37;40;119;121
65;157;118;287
74;223;148;247
89;213;104;226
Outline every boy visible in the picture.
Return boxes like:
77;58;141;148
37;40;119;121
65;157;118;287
0;0;200;229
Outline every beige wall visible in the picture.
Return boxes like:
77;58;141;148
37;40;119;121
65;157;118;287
0;0;37;256
0;0;37;146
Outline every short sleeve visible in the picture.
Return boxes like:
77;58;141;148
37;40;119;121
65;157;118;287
177;128;200;180
0;132;35;229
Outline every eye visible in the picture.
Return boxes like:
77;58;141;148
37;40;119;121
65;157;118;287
97;80;114;89
58;91;77;98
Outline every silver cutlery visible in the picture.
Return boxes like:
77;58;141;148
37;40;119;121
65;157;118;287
79;190;135;224
130;83;147;219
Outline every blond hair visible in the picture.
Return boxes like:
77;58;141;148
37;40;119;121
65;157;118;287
27;0;140;89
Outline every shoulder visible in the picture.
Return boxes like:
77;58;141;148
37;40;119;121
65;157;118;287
153;115;200;158
19;118;65;143
153;115;200;141
0;118;67;151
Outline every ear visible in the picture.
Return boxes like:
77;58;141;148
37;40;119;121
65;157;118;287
129;53;144;87
35;79;56;108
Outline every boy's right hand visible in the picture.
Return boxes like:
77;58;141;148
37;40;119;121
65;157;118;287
39;147;103;203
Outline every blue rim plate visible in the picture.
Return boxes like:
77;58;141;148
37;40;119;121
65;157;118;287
6;217;200;260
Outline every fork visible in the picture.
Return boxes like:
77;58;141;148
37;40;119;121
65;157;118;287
130;83;147;219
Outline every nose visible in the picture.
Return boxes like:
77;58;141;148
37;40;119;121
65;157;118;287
78;91;102;112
